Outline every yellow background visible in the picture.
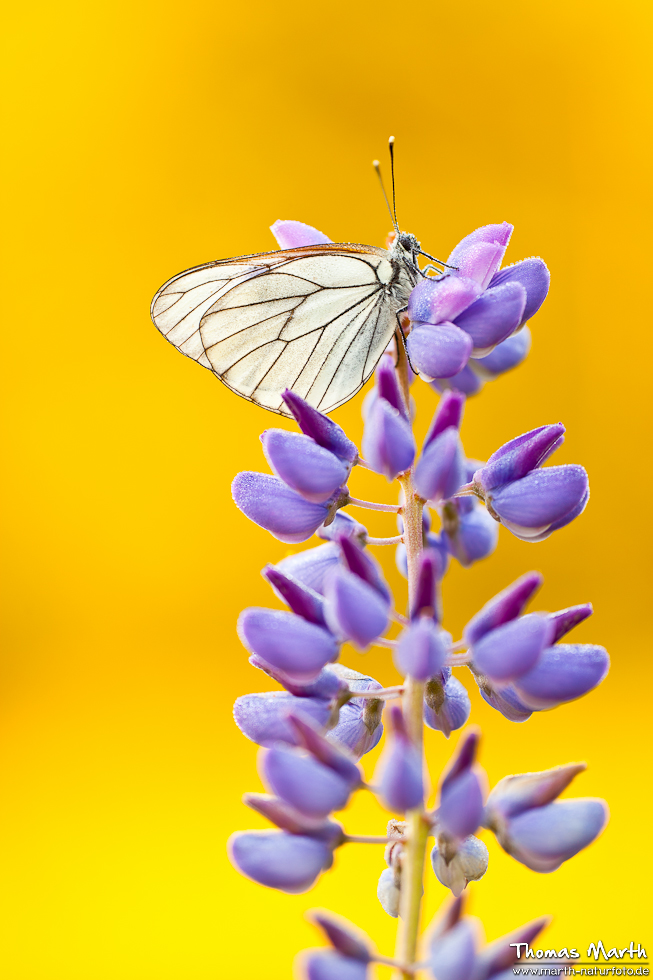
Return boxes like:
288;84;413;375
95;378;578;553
2;0;651;976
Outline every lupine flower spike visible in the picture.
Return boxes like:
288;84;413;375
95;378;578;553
154;210;610;974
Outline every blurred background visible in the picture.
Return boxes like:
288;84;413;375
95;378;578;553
1;0;651;975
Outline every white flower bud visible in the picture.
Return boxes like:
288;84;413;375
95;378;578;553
431;834;489;896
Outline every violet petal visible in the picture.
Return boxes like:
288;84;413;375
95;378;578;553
407;323;474;380
501;799;609;872
454;282;527;355
472;328;531;377
408;276;483;325
394;618;450;681
424;390;466;446
260;744;351;818
464;572;544;645
304;950;369;980
270;219;332;249
489;258;550;326
489;466;589;531
233;692;332;747
324;567;390;649
262;564;326;626
238;607;339;683
415;427;466;502
513;643;609;709
232;471;332;543
471;614;556;684
282;389;358;462
361;396;415;480
261;429;349;503
228;830;330;893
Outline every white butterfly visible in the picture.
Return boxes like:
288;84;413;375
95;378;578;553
150;235;422;418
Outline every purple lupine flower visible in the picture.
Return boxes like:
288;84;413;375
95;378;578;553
232;471;346;544
324;567;390;648
436;730;486;841
301;951;369;980
414;427;466;502
287;712;362;788
262;564;327;627
431;834;489;896
338;533;392;602
473;327;532;379
394;617;451;681
361;354;415;479
228;830;334;893
428;917;479;980
324;535;391;648
512;643;609;709
471;614;556;684
270;219;332;249
281;389;359;464
484;764;609;872
233;691;333;747
243;792;345;843
441;496;499;567
467;425;589;542
474;915;551;980
327;697;383;759
463;572;543;645
238;607;339;684
375;705;424;813
431;327;532;398
424;670;471;737
426;896;552;980
309;911;372;962
407;224;548;382
259;744;353;819
261;429;351;503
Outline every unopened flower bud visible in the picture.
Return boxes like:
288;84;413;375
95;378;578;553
394;618;450;681
377;866;401;917
414;427;466;502
471;613;555;685
424;672;472;737
431;835;489;896
259;744;353;819
375;706;424;812
362;392;415;479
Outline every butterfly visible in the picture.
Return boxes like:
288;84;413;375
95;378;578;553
150;233;427;419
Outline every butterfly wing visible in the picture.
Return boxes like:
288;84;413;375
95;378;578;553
151;244;414;417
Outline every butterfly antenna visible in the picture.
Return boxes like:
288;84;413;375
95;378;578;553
373;157;399;234
388;135;399;230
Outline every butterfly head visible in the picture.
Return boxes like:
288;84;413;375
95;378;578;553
395;231;420;255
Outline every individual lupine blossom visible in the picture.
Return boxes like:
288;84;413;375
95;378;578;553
323;534;392;649
429;730;489;897
427;894;554;980
465;423;590;542
430;325;532;397
405;222;549;382
463;572;609;720
393;549;452;681
483;763;609;872
374;705;424;813
229;714;365;893
413;390;467;504
361;352;415;480
232;389;357;543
